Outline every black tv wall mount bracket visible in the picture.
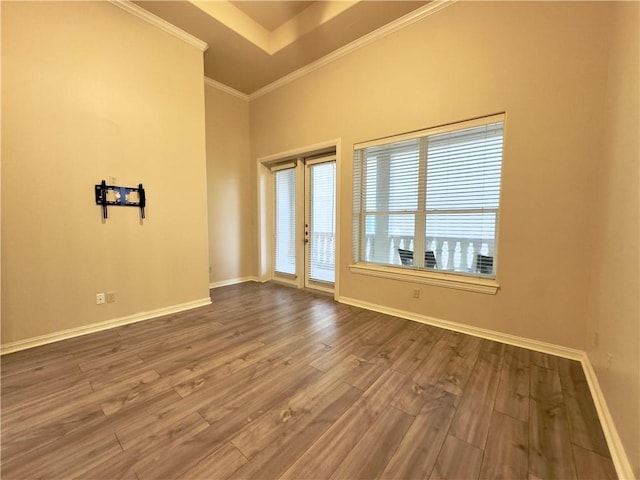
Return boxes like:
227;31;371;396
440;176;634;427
94;180;146;220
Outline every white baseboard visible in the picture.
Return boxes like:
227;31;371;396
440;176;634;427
209;276;259;289
580;354;635;480
0;297;212;356
337;296;583;359
337;295;633;479
0;287;632;477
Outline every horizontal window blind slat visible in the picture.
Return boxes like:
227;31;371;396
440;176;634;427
353;116;504;277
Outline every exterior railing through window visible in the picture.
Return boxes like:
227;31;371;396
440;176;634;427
311;232;495;276
363;234;495;274
309;231;336;282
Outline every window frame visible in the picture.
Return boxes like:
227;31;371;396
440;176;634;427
350;114;505;295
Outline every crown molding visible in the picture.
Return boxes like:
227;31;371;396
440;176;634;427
191;0;270;53
109;0;208;52
191;1;357;56
204;77;249;101
268;1;358;54
249;0;456;100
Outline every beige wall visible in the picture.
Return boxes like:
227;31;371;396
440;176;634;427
249;2;639;469
204;85;255;284
588;2;640;476
1;0;636;472
250;1;610;349
1;2;210;344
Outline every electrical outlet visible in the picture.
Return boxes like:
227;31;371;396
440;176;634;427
106;291;116;303
412;288;420;299
96;293;106;305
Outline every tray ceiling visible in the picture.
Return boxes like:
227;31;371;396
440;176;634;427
134;1;430;94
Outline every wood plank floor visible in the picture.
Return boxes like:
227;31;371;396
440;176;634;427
1;282;617;479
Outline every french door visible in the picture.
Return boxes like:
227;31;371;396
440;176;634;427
304;158;336;289
273;156;336;291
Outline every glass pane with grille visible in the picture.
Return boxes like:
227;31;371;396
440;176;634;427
363;213;415;265
353;116;504;278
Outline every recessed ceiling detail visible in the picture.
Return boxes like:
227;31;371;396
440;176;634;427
134;0;430;94
189;1;360;54
229;1;314;32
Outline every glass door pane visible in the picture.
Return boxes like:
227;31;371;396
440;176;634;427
306;161;336;285
274;168;296;276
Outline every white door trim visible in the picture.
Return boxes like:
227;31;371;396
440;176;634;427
256;138;341;299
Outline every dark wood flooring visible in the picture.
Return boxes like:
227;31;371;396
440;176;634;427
1;281;617;479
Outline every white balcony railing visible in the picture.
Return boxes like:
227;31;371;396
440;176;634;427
364;234;494;273
310;232;335;268
309;232;494;275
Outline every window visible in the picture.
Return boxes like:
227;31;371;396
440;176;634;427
353;115;504;281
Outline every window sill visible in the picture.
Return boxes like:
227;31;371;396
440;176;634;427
349;263;499;295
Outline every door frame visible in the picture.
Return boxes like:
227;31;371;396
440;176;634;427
303;155;337;293
257;139;341;299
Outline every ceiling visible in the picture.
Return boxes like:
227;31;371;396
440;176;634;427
229;1;315;31
134;1;430;95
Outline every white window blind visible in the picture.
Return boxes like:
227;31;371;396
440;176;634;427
274;167;296;276
308;161;336;283
353;115;504;277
